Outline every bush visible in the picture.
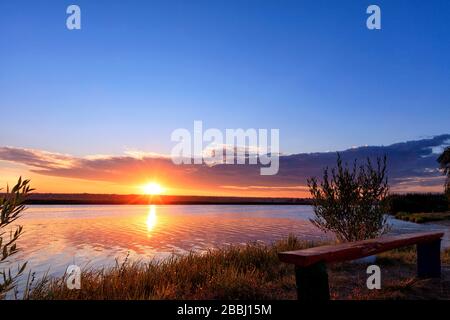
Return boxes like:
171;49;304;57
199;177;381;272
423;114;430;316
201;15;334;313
307;154;390;242
388;193;448;214
0;178;32;298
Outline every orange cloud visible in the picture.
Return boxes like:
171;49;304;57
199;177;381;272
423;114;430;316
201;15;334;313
0;134;448;197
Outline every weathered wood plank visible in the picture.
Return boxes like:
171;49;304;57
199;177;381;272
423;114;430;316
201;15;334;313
278;232;444;267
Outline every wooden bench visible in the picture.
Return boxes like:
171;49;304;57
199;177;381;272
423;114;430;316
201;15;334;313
278;231;444;300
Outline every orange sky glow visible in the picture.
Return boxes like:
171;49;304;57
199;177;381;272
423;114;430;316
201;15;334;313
1;161;442;199
0;160;311;198
0;140;446;198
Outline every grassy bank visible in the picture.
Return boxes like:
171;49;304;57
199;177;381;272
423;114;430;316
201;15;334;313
389;193;450;224
395;211;450;223
27;236;450;300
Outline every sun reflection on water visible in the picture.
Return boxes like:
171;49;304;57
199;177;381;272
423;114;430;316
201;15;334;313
146;205;157;232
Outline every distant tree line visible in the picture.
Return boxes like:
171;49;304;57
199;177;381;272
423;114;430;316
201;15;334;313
388;193;448;214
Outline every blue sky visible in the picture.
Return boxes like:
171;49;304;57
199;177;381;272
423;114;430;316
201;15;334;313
1;0;450;156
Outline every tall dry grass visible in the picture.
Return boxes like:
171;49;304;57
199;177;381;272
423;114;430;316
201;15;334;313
27;236;450;300
29;235;316;300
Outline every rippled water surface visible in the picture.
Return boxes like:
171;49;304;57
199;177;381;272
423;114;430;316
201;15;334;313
11;205;450;278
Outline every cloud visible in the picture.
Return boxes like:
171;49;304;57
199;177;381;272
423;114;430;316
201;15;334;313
0;147;75;169
0;134;449;194
221;185;309;191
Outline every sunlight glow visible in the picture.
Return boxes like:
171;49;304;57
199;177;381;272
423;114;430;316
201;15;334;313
142;182;164;195
146;205;157;231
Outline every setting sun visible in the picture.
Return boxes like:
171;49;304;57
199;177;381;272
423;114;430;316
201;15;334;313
142;182;164;195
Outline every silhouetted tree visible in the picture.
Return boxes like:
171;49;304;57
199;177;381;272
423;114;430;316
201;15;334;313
308;154;390;242
437;146;450;200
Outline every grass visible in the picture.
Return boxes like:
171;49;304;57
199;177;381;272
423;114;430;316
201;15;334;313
27;236;450;300
395;211;450;223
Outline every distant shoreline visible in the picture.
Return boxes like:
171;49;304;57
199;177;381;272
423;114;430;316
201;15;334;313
20;193;312;206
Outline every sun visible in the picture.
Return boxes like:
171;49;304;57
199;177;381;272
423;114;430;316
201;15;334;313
142;182;164;195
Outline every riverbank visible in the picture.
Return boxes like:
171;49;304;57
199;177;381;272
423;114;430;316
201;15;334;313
395;212;450;223
26;236;450;300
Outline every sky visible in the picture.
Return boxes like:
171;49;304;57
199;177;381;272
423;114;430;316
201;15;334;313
0;0;449;196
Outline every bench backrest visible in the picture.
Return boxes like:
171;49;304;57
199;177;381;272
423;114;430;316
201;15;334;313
278;231;444;267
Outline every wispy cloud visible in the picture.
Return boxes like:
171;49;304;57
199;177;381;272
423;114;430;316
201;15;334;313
0;147;75;169
0;134;448;194
221;185;309;191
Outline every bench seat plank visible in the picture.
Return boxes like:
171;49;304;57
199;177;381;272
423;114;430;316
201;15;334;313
278;231;444;267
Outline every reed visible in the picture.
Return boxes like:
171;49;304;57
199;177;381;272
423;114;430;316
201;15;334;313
28;236;450;300
29;235;314;300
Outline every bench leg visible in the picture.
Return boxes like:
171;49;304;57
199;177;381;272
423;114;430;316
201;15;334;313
417;239;441;278
295;262;330;300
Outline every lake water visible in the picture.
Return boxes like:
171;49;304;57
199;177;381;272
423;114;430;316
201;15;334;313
8;205;450;280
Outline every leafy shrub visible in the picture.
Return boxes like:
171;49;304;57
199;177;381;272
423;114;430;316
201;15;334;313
0;178;32;298
307;154;390;242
